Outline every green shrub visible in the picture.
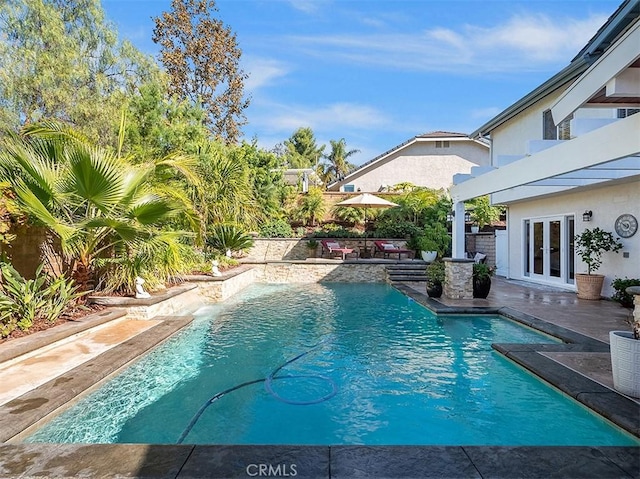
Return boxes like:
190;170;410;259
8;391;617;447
374;220;421;239
206;224;254;254
611;277;640;308
0;262;85;338
426;260;445;285
259;219;293;238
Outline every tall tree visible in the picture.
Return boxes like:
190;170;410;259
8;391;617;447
320;138;359;184
0;0;157;143
152;0;249;143
283;127;325;169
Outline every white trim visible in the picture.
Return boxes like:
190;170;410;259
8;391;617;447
551;19;640;123
451;113;640;203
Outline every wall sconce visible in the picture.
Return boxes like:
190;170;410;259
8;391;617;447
582;210;593;222
447;210;472;222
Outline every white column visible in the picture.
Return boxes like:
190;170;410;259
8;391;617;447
451;201;466;258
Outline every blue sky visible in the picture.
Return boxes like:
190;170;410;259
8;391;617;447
102;0;621;165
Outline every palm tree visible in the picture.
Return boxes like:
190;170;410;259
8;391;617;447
0;122;188;291
320;138;359;184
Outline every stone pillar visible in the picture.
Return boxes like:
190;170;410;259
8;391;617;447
443;258;474;300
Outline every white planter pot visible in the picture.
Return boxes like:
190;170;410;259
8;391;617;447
421;251;437;263
470;226;479;234
609;330;640;398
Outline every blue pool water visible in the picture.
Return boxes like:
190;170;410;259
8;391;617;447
25;283;638;446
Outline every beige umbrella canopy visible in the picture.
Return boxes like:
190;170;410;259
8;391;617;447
335;193;399;254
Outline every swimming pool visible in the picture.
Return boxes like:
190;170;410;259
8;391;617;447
24;283;638;446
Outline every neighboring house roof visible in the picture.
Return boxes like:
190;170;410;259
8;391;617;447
471;0;640;138
326;131;487;189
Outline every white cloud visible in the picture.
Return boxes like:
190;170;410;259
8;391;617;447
243;57;291;92
470;107;503;120
285;12;609;73
255;101;389;133
286;0;329;14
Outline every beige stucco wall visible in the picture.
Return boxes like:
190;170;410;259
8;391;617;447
506;180;640;297
329;140;489;192
491;89;566;159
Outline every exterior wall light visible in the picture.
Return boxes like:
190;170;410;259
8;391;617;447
447;210;472;222
583;210;593;222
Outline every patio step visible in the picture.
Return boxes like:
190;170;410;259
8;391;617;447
386;263;428;282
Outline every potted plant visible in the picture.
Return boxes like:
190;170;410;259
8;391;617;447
472;263;495;299
609;285;640;398
425;260;445;298
574;227;623;300
306;238;319;258
416;223;450;262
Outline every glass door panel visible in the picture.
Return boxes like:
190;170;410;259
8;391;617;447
549;220;561;278
533;221;544;275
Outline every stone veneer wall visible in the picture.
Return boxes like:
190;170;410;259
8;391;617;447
253;262;387;283
443;258;474;299
248;238;410;261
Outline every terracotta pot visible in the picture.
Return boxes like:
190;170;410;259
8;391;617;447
576;273;604;300
610;331;640;398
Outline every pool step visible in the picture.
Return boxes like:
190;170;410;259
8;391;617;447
386;263;428;282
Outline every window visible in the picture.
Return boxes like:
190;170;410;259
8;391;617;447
343;184;355;192
543;110;572;140
435;140;450;148
617;108;640;118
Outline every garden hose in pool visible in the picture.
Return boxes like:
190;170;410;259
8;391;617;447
176;338;337;444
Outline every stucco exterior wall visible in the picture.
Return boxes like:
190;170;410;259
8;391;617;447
506;180;640;297
329;140;489;192
491;89;566;159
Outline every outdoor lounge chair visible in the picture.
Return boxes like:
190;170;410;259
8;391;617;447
321;240;358;260
373;240;413;259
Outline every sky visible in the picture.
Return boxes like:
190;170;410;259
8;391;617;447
101;0;622;165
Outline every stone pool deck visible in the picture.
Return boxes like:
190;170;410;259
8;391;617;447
0;272;638;478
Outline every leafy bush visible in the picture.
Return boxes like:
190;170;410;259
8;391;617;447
611;278;640;308
426;260;445;285
206;224;254;254
0;262;84;338
311;224;363;238
259;219;293;238
374;219;421;239
473;263;496;281
575;227;623;274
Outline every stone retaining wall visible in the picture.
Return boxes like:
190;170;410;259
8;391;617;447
253;261;387;283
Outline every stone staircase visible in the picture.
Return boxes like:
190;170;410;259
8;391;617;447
386;262;428;283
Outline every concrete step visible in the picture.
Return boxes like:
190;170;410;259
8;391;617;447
388;275;428;282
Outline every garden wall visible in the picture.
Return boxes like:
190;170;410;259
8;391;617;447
465;232;496;266
248;238;412;261
252;261;388;283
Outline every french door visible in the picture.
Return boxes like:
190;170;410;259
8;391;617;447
525;216;575;285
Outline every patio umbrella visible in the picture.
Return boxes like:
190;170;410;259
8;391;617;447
335;193;399;254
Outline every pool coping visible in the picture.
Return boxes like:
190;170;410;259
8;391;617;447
0;283;638;478
0;444;638;478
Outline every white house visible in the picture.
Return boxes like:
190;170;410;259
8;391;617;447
326;131;489;193
450;0;640;297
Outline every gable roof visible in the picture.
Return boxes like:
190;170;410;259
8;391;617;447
326;131;487;189
471;0;640;139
